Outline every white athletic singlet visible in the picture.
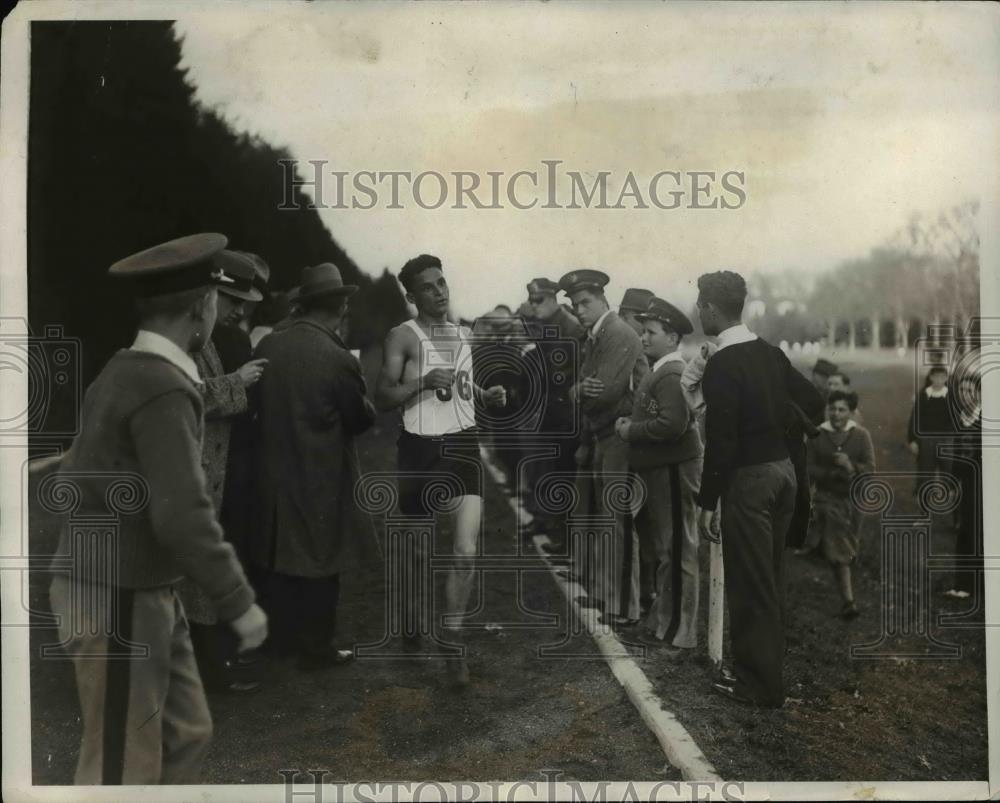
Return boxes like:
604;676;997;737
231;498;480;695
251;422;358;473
401;319;477;436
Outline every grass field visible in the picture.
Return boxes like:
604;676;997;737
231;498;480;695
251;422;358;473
654;356;988;781
26;350;987;784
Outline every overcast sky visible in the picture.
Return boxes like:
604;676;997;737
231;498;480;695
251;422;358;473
175;2;999;319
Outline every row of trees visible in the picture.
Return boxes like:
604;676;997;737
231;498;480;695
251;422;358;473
28;21;409;387
748;200;981;351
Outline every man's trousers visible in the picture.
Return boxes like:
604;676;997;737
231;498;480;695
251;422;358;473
720;458;797;707
49;576;213;785
635;457;703;647
574;432;641;620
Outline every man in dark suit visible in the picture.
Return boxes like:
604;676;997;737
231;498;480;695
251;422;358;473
251;263;381;670
524;278;585;547
560;269;649;626
695;271;824;707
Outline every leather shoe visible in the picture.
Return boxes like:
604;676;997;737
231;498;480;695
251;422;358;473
634;631;687;657
600;614;640;631
711;680;756;705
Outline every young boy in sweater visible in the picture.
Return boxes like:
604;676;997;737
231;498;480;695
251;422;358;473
47;234;267;784
615;297;703;653
807;390;876;619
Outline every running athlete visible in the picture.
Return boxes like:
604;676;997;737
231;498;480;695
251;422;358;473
375;254;506;687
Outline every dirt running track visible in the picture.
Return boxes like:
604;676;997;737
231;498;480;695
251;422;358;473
27;351;987;785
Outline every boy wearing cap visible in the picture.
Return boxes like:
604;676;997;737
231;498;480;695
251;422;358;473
615;297;704;652
375;254;507;687
559;269;649;626
48;234;266;784
252;263;380;670
176;250;269;693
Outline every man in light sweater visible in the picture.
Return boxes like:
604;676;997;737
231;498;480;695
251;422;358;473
615;297;704;653
47;233;267;784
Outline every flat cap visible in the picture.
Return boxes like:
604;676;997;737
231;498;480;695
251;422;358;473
527;278;560;296
108;233;234;297
557;269;610;295
216;250;263;302
636;296;693;335
812;358;839;377
619;288;654;313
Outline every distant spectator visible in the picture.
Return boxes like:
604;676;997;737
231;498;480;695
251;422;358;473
811;358;838;396
907;365;954;494
827;372;865;425
945;371;982;598
806;390;875;619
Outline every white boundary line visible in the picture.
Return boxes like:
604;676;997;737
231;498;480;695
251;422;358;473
480;448;722;782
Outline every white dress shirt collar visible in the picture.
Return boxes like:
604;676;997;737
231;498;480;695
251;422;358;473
130;330;202;386
715;323;757;352
652;348;685;373
925;385;948;399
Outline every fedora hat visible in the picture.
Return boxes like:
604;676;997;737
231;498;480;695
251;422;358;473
619;287;654;313
297;262;358;301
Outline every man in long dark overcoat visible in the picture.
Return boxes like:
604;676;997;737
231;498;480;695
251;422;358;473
251;262;381;670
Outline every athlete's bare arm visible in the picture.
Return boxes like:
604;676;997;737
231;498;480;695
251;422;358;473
375;325;420;412
375;324;454;411
463;329;508;408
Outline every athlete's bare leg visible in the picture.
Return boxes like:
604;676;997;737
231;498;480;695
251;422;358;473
446;494;482;624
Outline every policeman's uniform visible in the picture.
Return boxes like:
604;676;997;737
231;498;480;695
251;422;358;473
523;278;585;541
48;234;257;784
